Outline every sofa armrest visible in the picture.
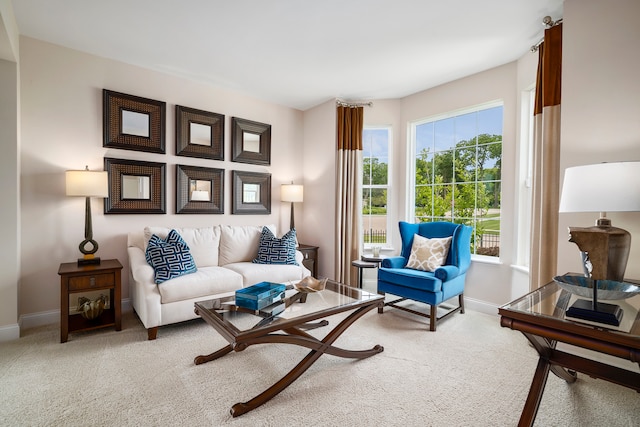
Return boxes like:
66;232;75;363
434;265;460;281
381;256;406;269
127;246;162;329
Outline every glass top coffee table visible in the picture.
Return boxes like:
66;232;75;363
194;280;384;417
499;279;640;427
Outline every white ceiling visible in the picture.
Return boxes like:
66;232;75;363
12;0;564;111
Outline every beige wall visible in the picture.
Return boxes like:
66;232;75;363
300;100;336;278
0;0;19;340
558;0;640;278
19;37;304;323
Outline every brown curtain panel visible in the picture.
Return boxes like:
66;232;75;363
530;23;562;291
335;105;363;286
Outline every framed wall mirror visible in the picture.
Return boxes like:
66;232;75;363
104;157;166;214
103;89;166;153
175;105;224;160
176;165;224;214
231;117;271;165
232;170;271;214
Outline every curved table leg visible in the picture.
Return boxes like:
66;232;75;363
194;344;233;365
230;303;382;417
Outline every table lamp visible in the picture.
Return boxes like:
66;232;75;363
66;166;109;266
281;183;303;231
559;161;640;324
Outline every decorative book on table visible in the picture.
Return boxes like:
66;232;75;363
235;282;286;311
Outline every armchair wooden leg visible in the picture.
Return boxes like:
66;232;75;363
377;292;385;313
429;305;436;331
459;293;465;314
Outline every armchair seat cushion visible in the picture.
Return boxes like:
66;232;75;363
378;267;442;293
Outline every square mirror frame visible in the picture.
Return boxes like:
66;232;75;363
176;164;224;214
176;105;224;160
232;170;271;214
104;157;166;214
103;89;166;153
231;117;271;165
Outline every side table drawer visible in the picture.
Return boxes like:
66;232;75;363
68;273;115;291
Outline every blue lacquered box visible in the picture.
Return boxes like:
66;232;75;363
235;282;286;311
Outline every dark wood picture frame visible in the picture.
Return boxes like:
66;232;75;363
231;117;271;165
103;90;166;153
176;164;224;214
175;105;224;160
232;170;271;214
104;157;166;214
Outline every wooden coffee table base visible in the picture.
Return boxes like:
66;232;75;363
195;302;384;417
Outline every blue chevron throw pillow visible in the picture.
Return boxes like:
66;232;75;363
145;229;197;284
252;227;298;265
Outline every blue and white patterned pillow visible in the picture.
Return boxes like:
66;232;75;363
252;227;298;265
145;229;197;284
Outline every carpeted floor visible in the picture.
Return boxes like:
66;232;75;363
1;306;638;426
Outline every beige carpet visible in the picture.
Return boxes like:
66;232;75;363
1;306;639;426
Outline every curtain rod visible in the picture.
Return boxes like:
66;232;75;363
531;16;563;52
336;99;373;108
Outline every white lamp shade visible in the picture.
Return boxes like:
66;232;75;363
559;161;640;213
281;184;304;203
65;170;109;197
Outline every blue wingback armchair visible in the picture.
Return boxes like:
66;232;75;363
377;221;472;331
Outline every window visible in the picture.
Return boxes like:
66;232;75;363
410;102;503;257
362;127;391;247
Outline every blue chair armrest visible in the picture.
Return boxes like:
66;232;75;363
434;265;460;281
381;256;405;268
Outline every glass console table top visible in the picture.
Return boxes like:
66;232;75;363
500;280;640;337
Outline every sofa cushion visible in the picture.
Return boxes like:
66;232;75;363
406;234;452;272
253;227;298;265
219;224;276;265
225;262;305;287
145;229;197;284
378;267;442;293
144;226;220;267
157;267;243;304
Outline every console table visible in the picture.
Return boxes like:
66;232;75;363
499;280;640;426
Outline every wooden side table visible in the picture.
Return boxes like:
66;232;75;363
297;244;318;277
58;259;123;343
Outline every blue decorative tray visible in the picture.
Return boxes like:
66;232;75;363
235;282;286;311
553;274;640;300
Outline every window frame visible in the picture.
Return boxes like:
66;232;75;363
407;100;504;259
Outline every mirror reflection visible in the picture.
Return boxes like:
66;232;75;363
242;131;260;153
121;110;150;137
189;122;211;146
189;179;211;202
122;175;151;200
242;183;260;203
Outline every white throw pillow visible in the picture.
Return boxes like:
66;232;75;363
406;234;452;272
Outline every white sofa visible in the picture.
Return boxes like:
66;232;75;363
127;224;310;339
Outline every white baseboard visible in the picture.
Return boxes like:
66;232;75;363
0;323;20;342
464;297;499;316
16;299;132;334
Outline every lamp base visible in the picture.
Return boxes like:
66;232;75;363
77;257;101;266
565;299;623;326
